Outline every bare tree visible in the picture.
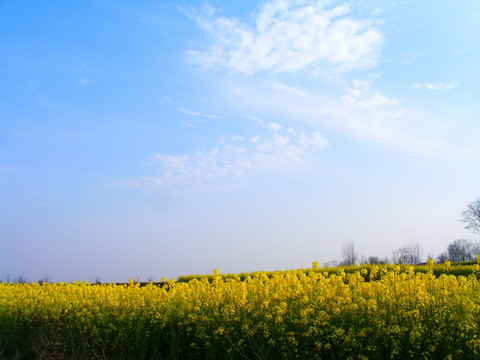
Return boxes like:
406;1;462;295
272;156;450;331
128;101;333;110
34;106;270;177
436;251;449;263
471;240;480;257
341;241;358;266
15;275;27;284
367;255;388;265
447;239;475;262
323;260;339;268
461;199;480;234
392;242;423;265
37;274;50;285
392;247;409;264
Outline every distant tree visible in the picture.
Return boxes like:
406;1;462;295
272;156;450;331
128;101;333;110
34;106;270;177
367;256;388;265
461;199;480;234
323;260;339;268
435;239;480;264
392;242;423;265
471;240;480;257
436;251;449;264
37;274;50;285
341;241;358;266
15;275;27;284
447;239;475;262
392;247;409;264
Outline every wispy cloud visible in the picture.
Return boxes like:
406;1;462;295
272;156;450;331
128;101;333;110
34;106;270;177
186;0;383;74
213;75;456;155
124;126;329;191
342;78;403;113
413;82;457;91
78;78;93;86
176;107;221;120
268;122;282;131
126;0;463;194
226;77;405;141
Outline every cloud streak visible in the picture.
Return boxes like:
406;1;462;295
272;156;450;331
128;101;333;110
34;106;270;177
176;107;221;120
186;0;383;74
413;82;457;91
225;77;405;142
128;127;329;191
78;78;93;86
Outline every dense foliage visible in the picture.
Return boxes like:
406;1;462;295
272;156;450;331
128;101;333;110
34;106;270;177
2;261;480;359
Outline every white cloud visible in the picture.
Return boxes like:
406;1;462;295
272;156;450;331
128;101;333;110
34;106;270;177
268;122;282;131
229;77;405;141
218;76;455;154
150;147;243;188
343;81;403;110
176;107;221;120
273;133;290;147
342;77;404;110
413;82;457;91
370;8;383;15
298;132;329;148
338;79;405;138
271;81;306;95
186;0;383;74
78;78;93;86
128;126;329;191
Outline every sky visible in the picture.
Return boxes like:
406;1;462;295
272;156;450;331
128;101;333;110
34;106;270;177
1;0;479;283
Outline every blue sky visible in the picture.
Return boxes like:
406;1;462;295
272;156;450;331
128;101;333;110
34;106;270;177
1;0;479;282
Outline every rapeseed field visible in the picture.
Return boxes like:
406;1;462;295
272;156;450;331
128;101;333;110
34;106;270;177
1;260;480;359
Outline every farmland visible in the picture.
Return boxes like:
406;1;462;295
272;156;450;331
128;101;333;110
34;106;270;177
2;260;480;359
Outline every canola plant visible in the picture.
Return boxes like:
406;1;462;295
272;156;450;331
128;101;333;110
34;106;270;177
1;261;480;359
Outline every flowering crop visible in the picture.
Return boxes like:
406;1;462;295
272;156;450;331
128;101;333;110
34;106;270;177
2;262;480;359
177;262;480;283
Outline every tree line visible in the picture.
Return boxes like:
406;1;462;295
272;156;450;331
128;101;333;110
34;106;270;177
328;198;480;267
